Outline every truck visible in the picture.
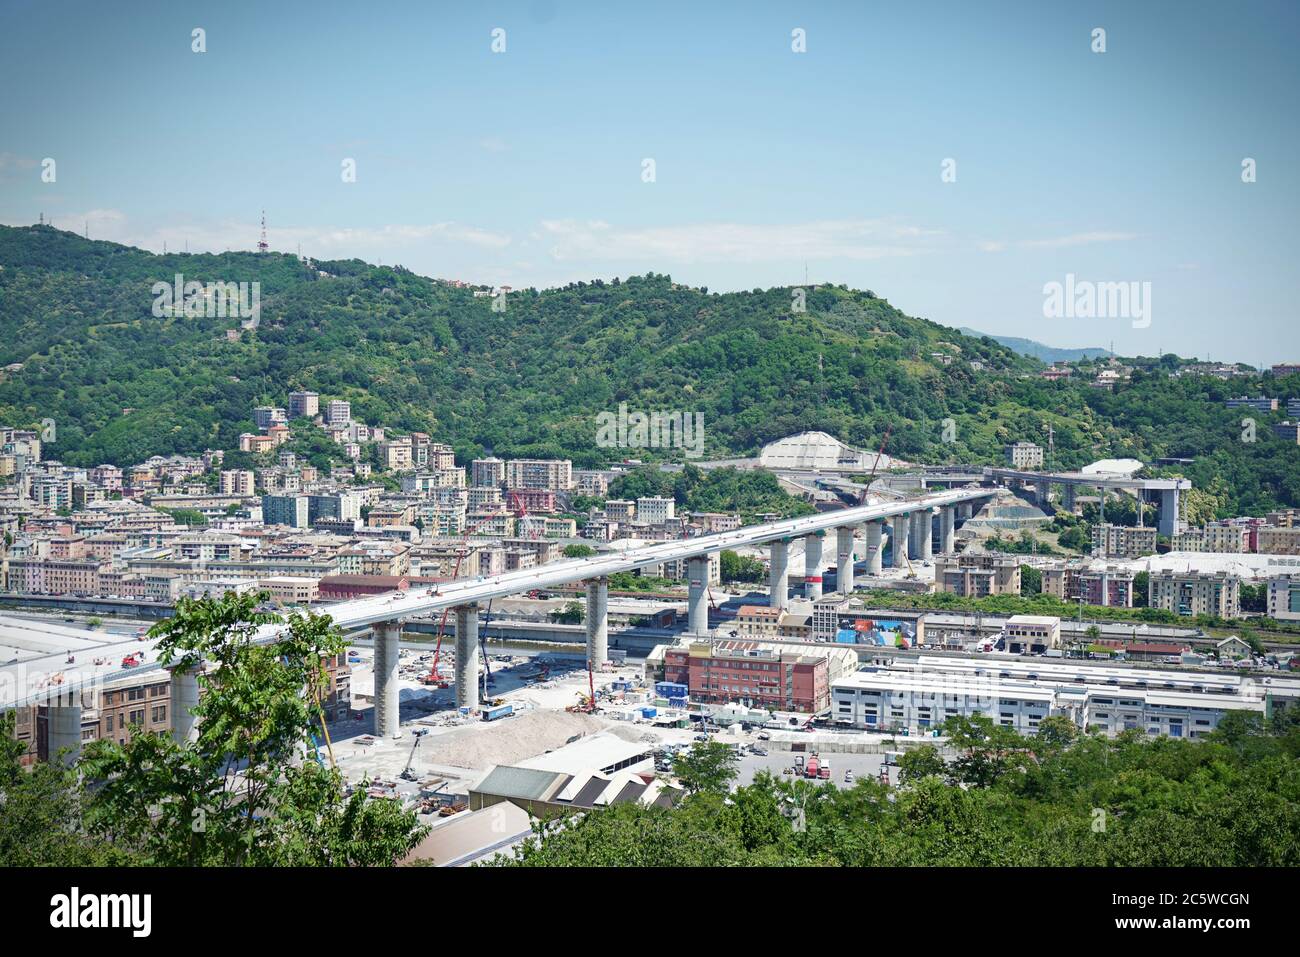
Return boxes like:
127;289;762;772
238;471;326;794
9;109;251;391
482;703;514;722
804;755;820;779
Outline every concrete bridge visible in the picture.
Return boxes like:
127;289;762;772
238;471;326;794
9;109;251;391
3;486;995;763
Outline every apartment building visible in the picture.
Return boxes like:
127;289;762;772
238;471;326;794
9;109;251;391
1273;421;1300;445
287;390;320;418
934;553;1021;597
471;457;505;488
504;458;572;491
1005;441;1044;468
1258;526;1300;554
1091;523;1157;559
635;496;676;525
1268;574;1300;622
253;406;287;429
262;494;310;528
1149;570;1241;618
1224;396;1279;412
325;399;352;426
219;469;256;496
379;437;414;471
1078;566;1136;607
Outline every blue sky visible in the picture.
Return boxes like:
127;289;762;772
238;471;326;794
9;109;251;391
1;0;1297;362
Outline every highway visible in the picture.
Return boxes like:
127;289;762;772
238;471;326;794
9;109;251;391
0;486;992;709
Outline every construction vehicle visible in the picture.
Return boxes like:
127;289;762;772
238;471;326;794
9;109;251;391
121;652;143;668
804;754;820;779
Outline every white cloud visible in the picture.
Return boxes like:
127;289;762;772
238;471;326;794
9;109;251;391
537;218;944;264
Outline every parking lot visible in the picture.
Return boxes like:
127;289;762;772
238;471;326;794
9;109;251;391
734;749;893;788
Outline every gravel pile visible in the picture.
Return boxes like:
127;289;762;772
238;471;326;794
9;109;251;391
421;709;609;771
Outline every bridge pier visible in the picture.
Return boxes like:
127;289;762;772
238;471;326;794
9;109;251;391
919;508;934;560
375;620;403;737
1063;484;1076;513
170;662;203;744
585;577;608;668
803;532;824;599
835;526;856;594
1036;483;1051;512
891;513;910;567
1159;488;1181;538
768;540;790;610
939;506;955;554
687;556;710;635
455;605;480;711
864;520;884;574
47;690;83;767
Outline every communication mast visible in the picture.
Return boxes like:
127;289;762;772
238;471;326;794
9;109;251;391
257;210;269;253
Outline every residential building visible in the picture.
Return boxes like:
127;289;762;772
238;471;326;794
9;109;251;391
1268;574;1300;622
1149;570;1242;618
636;496;676;525
219;469;255;496
261;494;310;528
934;553;1021;597
1273;421;1300;445
1005;441;1044;468
287;390;320;418
504;458;572;491
1257;526;1300;555
1224;396;1278;412
1091;523;1157;559
325;399;351;426
471;457;505;488
1077;566;1136;607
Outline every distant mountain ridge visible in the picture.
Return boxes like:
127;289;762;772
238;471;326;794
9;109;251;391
958;328;1110;364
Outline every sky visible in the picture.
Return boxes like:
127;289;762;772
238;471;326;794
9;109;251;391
1;0;1297;363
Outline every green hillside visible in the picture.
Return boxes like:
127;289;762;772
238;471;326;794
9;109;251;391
2;225;1297;514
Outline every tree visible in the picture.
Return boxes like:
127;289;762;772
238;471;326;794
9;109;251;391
562;543;596;558
0;713;129;866
79;591;427;865
549;600;584;625
1019;564;1042;596
897;744;948;783
671;741;738;795
942;714;1032;788
720;549;766;583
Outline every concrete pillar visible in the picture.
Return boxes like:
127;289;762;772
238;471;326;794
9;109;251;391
47;695;83;767
1136;491;1145;528
374;620;402;738
803;532;824;599
1098;487;1106;525
891;514;910;567
1063;484;1076;512
919;508;934;561
768;540;790;610
1037;484;1051;512
1159;488;1181;538
687;556;710;635
835;526;855;594
585;577;609;668
170;662;202;744
455;605;479;711
939;507;955;554
864;521;884;574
